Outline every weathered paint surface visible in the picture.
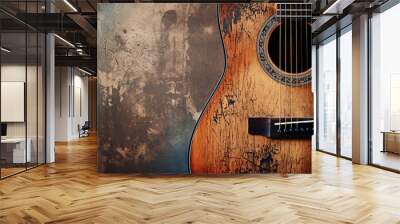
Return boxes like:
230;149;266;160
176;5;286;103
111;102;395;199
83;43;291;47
97;4;224;173
190;3;313;174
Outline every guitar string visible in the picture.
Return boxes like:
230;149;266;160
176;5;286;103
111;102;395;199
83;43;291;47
290;3;293;131
279;4;311;135
278;4;282;132
304;5;311;128
308;3;310;67
282;3;285;132
301;4;304;82
292;2;299;129
285;3;287;131
306;4;310;129
277;4;283;166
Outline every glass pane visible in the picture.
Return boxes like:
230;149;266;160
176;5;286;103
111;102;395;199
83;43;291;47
371;3;400;171
73;69;88;139
340;29;352;158
27;31;38;169
1;31;27;177
317;37;337;154
38;33;45;165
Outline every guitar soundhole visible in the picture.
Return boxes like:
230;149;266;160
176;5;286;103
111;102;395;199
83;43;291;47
267;21;311;74
257;15;312;86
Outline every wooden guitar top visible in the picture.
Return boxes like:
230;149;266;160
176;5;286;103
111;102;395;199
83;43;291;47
190;3;313;174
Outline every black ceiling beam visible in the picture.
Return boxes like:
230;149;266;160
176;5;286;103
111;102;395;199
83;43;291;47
55;55;96;69
56;47;96;57
67;13;96;38
0;18;28;31
14;13;83;32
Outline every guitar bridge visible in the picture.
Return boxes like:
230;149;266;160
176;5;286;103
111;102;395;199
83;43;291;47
248;117;314;139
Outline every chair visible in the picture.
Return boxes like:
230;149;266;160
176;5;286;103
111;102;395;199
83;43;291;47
79;121;90;138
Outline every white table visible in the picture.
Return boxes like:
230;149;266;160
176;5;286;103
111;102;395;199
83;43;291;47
1;138;31;163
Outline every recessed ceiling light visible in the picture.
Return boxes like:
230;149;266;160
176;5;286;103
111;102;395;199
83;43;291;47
78;67;93;76
63;0;78;12
323;0;354;15
1;47;11;53
54;34;75;48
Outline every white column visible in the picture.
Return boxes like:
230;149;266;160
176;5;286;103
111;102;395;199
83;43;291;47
352;14;369;164
45;1;55;163
46;33;55;163
55;67;73;141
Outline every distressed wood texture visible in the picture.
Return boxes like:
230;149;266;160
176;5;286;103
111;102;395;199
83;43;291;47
190;3;313;174
97;4;224;173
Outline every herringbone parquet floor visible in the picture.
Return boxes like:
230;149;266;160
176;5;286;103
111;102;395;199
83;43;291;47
1;135;400;224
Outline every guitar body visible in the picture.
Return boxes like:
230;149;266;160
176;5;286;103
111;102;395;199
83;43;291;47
190;3;313;174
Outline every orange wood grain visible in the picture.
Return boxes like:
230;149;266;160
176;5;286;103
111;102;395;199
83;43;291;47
190;3;313;174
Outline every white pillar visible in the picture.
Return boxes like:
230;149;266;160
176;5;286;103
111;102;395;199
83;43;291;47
46;1;55;163
46;33;55;163
352;14;369;164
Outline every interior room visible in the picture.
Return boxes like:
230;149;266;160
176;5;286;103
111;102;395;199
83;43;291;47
370;3;400;171
0;16;46;178
1;0;400;223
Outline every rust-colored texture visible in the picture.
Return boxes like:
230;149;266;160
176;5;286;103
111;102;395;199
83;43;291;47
97;4;224;173
190;3;313;174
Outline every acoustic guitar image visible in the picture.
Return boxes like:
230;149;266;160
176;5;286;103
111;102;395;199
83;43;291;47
189;3;313;174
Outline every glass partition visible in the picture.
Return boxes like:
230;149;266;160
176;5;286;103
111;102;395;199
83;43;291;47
1;31;28;177
370;3;400;171
27;31;38;169
0;1;46;179
38;32;46;165
317;36;337;154
339;28;352;158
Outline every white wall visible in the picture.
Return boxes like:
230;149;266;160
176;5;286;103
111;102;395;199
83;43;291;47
55;67;89;141
55;67;70;141
71;73;89;138
1;64;46;164
1;65;41;137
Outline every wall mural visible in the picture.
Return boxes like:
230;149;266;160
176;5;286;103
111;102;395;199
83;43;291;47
97;3;225;173
98;3;313;174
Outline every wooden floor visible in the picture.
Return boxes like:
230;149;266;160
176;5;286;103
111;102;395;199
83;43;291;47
373;151;400;171
1;167;26;178
1;136;400;223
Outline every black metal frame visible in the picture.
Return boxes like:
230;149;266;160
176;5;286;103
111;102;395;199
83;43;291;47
0;0;48;180
336;29;341;158
315;33;337;156
367;0;400;172
315;23;353;162
316;0;400;172
315;44;319;151
338;24;353;161
367;10;373;166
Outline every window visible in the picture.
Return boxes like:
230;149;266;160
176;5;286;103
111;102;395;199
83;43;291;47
317;36;337;154
370;3;400;171
339;28;352;158
0;1;47;179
